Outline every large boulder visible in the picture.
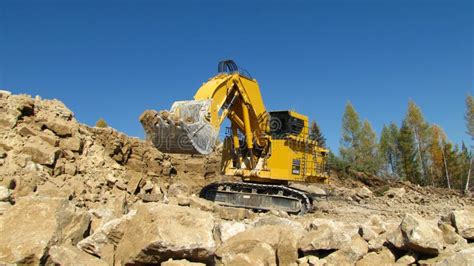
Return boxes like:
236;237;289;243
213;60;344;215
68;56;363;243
418;246;474;266
115;203;215;264
0;196;90;264
22;136;60;165
324;235;369;265
48;245;108;266
388;213;444;255
299;223;352;253
450;208;474;240
355;247;395;266
215;221;249;243
216;225;304;266
77;210;136;261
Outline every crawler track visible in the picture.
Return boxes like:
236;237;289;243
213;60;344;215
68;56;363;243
200;182;313;215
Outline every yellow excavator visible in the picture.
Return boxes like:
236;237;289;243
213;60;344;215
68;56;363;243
140;60;328;214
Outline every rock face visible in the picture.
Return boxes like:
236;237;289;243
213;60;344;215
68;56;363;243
0;196;90;264
1;92;474;265
115;203;215;264
388;213;444;255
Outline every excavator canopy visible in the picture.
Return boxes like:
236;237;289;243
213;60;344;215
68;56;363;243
140;99;219;155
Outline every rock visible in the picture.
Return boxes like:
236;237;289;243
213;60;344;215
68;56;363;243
396;251;418;264
60;136;83;152
216;225;303;266
359;224;378;241
43;118;73;136
142;180;154;192
126;172;142;194
48;245;108;266
451;208;474;240
299;223;352;253
384;187;406;198
216;206;256;221
297;255;326;266
0;186;11;202
141;193;162;202
115;203;215;264
0;201;12;215
354;186;373;200
0;196;90;264
17;124;38;137
439;222;466;246
355;247;395;266
367;215;387;234
188;196;215;212
419;247;474;266
324;235;369;265
219;242;276;266
168;181;190;197
215;221;249;243
388;213;444;255
37;130;60;146
22;136;61;165
78;210;136;259
367;231;390;251
162;259;206;266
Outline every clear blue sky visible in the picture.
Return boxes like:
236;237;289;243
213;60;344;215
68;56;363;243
1;0;472;152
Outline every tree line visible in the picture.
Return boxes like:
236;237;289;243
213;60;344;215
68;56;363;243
311;94;474;191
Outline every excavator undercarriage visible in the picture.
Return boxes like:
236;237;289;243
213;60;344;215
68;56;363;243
140;60;329;215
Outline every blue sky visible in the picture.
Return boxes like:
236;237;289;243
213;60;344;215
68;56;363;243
1;0;472;152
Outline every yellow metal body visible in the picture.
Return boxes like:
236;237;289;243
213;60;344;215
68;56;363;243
193;72;328;184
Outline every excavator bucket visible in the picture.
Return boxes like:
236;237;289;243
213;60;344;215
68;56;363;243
139;100;219;155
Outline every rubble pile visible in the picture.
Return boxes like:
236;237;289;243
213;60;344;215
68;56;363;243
0;91;473;265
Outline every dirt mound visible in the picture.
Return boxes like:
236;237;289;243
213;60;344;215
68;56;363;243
0;91;473;265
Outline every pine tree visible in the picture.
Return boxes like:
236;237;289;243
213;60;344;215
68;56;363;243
465;94;474;191
466;94;474;140
460;142;472;191
95;118;108;128
359;120;381;174
340;102;362;167
309;120;326;147
398;119;421;183
406;100;431;185
379;122;400;178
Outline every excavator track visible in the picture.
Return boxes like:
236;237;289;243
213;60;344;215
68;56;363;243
200;182;313;215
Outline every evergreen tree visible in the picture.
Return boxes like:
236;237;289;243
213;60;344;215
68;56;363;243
398;119;421;183
466;94;474;140
459;142;472;191
406;100;431;185
340;101;362;167
95;118;108;128
309;120;326;147
465;94;473;191
379;122;401;178
359;120;381;174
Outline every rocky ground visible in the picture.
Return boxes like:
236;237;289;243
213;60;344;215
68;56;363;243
0;90;473;265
